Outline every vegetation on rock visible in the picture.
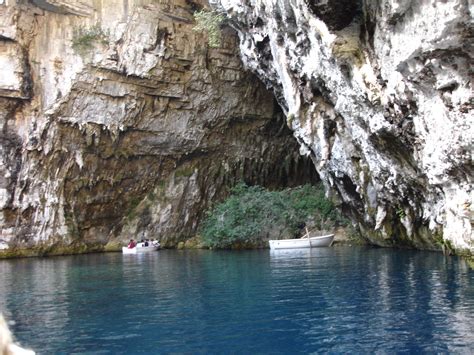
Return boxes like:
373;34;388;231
396;207;406;219
193;10;225;48
72;24;109;54
200;183;347;249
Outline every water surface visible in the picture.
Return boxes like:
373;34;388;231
0;247;473;353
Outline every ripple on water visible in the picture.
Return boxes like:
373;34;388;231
0;248;473;353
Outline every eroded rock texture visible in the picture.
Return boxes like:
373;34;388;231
0;0;316;254
215;0;473;252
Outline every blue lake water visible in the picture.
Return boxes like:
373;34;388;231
0;247;473;354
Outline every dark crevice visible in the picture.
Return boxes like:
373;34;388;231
305;0;362;31
255;17;265;28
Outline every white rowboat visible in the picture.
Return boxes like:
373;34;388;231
122;242;160;254
268;234;334;250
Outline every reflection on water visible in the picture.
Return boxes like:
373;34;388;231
0;248;473;353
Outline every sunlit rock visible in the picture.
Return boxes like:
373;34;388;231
213;0;473;251
0;0;316;255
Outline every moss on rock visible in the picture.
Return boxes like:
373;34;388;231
0;242;108;259
331;36;365;68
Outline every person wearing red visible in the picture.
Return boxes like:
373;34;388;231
127;239;136;249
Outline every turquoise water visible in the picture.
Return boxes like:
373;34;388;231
0;247;473;353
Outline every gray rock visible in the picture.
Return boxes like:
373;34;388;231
213;0;473;252
0;0;316;254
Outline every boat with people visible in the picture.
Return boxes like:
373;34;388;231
269;229;334;250
122;239;160;254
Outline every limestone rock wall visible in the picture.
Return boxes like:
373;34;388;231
0;0;316;254
214;0;473;252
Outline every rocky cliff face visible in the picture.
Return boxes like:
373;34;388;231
0;0;317;255
214;0;473;252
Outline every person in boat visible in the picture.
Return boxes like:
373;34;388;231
127;239;136;249
144;239;149;247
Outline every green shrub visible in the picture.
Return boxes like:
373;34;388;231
396;207;406;219
193;10;225;48
200;183;345;249
72;24;109;54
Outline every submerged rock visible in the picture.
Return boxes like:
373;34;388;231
213;0;473;252
0;0;316;256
